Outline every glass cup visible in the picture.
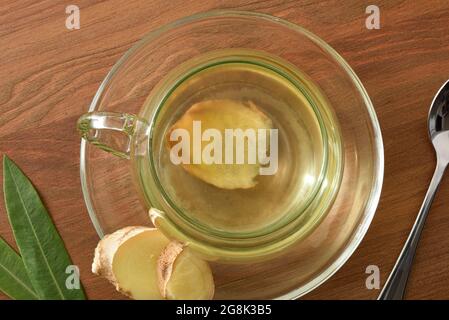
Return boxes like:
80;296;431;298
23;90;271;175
78;47;343;262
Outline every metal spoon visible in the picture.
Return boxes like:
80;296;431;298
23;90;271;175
379;79;449;300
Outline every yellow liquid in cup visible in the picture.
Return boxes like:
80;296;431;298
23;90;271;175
151;50;342;237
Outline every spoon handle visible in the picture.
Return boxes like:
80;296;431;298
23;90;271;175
379;160;447;300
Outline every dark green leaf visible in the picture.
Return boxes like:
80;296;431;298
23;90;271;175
0;237;38;300
3;155;85;300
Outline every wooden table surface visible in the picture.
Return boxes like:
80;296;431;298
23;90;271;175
1;0;449;300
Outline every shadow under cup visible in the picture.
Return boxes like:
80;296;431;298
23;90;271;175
136;50;344;262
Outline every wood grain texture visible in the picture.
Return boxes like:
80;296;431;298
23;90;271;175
1;0;449;300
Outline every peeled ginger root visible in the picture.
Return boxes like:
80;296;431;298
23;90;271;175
167;99;273;189
92;227;169;300
158;241;215;300
92;227;215;300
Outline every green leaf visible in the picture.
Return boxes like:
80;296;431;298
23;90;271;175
0;237;38;300
3;155;85;300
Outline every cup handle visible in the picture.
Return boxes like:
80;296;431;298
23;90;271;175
77;111;144;159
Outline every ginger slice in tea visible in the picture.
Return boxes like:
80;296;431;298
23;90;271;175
167;99;273;189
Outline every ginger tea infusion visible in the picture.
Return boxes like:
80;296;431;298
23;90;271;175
149;49;342;235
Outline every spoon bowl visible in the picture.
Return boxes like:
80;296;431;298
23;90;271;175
429;80;449;139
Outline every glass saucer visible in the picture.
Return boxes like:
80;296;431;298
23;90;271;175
79;10;383;299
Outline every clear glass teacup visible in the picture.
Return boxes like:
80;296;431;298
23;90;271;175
78;47;343;262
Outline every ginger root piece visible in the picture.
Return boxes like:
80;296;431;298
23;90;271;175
92;226;169;300
167;99;273;189
158;241;215;300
